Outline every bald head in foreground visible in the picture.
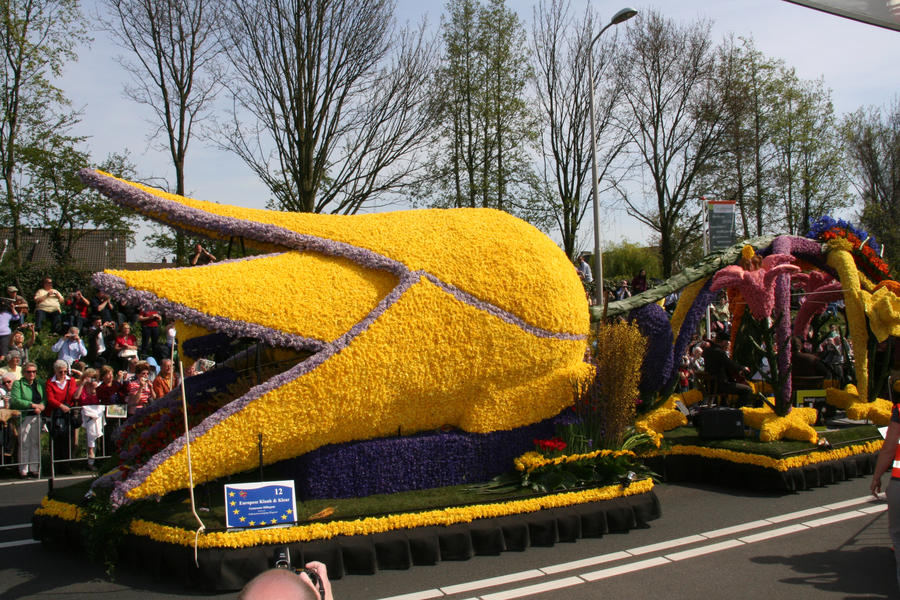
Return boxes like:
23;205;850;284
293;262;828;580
239;561;333;600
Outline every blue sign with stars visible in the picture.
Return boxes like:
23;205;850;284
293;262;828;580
224;480;298;529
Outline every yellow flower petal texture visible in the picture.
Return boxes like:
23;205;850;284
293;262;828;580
109;252;397;343
741;405;818;443
91;171;587;336
126;277;592;501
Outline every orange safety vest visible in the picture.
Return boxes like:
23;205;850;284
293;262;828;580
893;441;900;480
893;404;900;479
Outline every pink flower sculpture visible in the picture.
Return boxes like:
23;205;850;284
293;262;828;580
791;270;843;339
710;254;800;320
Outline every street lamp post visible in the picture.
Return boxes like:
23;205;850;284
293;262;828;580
589;7;637;307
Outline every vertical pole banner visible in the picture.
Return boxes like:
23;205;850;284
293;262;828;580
707;200;737;252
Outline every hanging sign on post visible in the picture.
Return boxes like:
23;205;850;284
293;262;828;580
224;480;297;529
707;200;737;252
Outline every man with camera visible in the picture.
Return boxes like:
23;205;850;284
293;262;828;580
190;243;217;266
6;285;28;318
51;327;88;367
240;549;334;600
33;277;64;334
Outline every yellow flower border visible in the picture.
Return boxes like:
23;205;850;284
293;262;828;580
35;479;653;549
650;440;881;472
35;498;84;522
513;449;637;473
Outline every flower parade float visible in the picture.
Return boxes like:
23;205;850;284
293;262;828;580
31;170;660;590
603;220;897;493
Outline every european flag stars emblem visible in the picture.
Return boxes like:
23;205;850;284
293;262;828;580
224;481;298;529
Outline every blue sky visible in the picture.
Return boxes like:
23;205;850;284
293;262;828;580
59;1;900;260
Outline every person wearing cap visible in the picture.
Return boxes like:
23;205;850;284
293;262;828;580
614;280;631;301
7;286;28;318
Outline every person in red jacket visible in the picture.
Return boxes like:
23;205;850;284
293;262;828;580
45;359;79;472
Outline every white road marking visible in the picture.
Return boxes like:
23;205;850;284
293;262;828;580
539;550;631;575
859;504;888;514
802;511;868;527
699;519;771;539
376;496;887;600
579;557;670;581
738;523;810;544
0;539;40;549
823;496;876;511
0;523;31;532
665;539;745;562
478;577;583;600
377;590;443;600
440;571;544;595
626;534;707;556
765;505;830;523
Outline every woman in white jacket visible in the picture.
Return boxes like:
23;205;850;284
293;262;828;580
74;368;105;470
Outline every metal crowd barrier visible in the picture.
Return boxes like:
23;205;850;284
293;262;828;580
0;405;129;478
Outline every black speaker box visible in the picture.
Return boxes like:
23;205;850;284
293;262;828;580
694;407;744;439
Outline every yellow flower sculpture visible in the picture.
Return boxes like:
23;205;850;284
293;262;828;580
78;170;592;505
741;405;818;443
634;392;689;447
825;385;893;426
826;242;870;399
861;284;900;342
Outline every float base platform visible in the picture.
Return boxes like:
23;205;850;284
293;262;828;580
645;425;881;492
32;489;660;591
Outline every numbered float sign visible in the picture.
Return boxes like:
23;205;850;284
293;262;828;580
224;480;298;529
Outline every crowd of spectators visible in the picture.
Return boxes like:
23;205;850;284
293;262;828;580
0;277;182;477
673;294;853;408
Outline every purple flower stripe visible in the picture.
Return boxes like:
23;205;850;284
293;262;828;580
422;273;586;340
772;237;793;408
284;415;561;499
109;273;423;507
93;272;329;353
78;169;409;276
669;279;716;388
628;303;674;394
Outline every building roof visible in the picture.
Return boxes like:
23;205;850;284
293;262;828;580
0;228;127;271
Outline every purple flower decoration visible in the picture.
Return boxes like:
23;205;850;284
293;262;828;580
284;415;563;499
772;236;795;410
670;279;716;384
629;303;674;395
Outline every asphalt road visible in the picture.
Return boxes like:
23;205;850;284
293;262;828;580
1;475;897;599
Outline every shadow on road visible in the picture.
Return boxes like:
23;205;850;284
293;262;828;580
752;545;897;599
1;543;229;599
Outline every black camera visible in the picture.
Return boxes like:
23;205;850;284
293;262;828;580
271;546;325;599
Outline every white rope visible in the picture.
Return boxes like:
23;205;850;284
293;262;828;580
180;360;206;567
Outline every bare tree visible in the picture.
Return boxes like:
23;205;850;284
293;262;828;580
0;0;87;267
218;0;436;215
844;98;900;271
531;0;626;259
614;11;725;277
770;71;849;235
706;36;781;238
101;0;223;263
